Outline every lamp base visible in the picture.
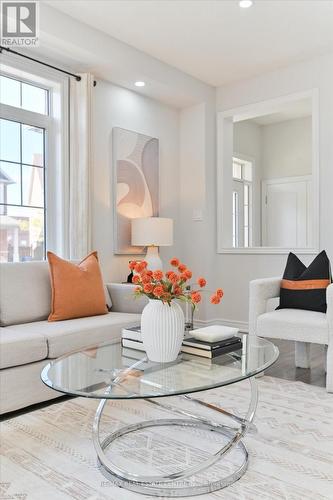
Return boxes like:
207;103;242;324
145;246;163;271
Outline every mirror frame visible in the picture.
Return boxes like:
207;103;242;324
216;89;319;254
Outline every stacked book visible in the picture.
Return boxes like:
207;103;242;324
121;326;145;351
181;335;242;358
121;325;242;359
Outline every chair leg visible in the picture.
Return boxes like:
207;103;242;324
295;342;311;368
327;344;333;393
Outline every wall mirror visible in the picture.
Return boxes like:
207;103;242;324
217;90;319;254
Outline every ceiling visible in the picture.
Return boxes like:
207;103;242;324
46;0;333;87
249;98;312;126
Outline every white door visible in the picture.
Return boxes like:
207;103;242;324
262;176;311;248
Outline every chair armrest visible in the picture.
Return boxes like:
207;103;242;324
106;283;148;314
249;277;281;336
327;283;333;336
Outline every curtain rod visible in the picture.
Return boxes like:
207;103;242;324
0;46;82;81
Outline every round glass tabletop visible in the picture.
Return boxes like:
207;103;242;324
41;335;278;399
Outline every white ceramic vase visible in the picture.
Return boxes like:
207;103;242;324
141;299;185;362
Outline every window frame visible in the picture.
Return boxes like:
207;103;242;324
0;59;69;259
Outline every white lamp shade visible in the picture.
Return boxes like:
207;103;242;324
131;217;173;246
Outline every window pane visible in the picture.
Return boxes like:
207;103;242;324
0;76;20;108
243;163;252;181
0;161;21;205
0;119;20;163
232;191;239;248
22;83;48;115
244;184;249;204
244;227;249;248
22;165;44;207
244;207;249;226
233;162;242;179
0;206;44;262
22;125;44;166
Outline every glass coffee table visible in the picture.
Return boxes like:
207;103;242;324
41;335;278;497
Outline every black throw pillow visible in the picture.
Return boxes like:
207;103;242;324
277;251;331;313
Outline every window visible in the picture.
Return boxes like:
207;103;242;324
0;67;68;262
0;118;45;261
232;157;253;248
0;75;49;115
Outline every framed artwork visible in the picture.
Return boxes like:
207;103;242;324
112;127;159;254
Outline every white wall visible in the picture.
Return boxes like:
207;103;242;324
178;95;217;323
92;80;180;282
210;53;333;325
261;117;312;179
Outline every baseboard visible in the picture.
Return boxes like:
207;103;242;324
193;317;248;333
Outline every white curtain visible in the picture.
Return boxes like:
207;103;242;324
69;73;94;259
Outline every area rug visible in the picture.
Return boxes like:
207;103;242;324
1;376;332;500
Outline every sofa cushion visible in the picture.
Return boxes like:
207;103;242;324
3;312;141;358
0;328;48;369
0;261;51;326
47;251;108;321
277;251;331;313
257;308;328;344
0;261;113;327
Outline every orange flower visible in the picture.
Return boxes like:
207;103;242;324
210;294;221;305
178;263;187;273
197;277;207;288
173;286;182;296
191;292;201;304
143;283;154;293
184;269;192;279
216;288;224;298
129;261;137;270
152;270;163;281
170;258;180;267
180;272;188;281
134;286;142;293
169;272;180;284
141;273;151;284
135;261;146;273
153;285;164;297
132;274;141;284
146;270;153;277
166;270;173;279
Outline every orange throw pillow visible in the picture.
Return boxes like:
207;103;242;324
47;251;108;322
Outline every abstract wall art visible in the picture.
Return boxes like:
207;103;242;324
112;127;159;254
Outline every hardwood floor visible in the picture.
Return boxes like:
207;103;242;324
265;338;326;388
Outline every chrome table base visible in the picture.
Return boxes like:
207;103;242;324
92;376;258;497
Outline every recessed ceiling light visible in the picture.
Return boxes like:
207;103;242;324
135;81;145;87
239;0;253;8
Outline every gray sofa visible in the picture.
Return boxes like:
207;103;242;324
0;261;146;414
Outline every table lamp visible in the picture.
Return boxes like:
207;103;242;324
131;217;173;270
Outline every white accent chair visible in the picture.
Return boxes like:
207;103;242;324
249;277;333;392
